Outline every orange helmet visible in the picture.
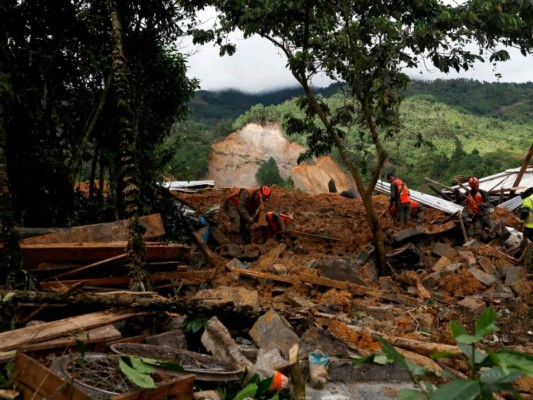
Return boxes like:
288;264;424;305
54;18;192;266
260;185;271;201
468;177;479;188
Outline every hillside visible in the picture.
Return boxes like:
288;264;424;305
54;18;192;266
208;122;354;193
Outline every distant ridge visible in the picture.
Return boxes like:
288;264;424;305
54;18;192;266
189;79;533;125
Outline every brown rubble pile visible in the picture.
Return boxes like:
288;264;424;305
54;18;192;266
0;185;532;399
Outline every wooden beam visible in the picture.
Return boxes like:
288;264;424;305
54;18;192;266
511;142;533;195
45;253;127;281
12;242;190;263
0;310;144;352
21;214;166;245
41;269;215;289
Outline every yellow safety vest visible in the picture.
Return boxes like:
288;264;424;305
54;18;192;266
524;195;533;229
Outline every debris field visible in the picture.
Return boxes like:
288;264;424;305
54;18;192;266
0;184;532;399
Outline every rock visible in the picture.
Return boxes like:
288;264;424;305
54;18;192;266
422;271;441;289
379;276;393;291
478;257;498;278
391;227;424;244
355;243;375;266
252;347;289;379
459;251;476;266
310;256;366;285
272;263;289;275
250;309;299;357
194;286;260;309
432;242;458;259
458;296;486;314
440;263;463;277
468;267;498;287
219;243;261;259
508;279;532;299
299;325;357;358
504;266;526;286
258;244;285;270
225;258;247;271
462;239;480;247
201;316;252;369
432;256;451;272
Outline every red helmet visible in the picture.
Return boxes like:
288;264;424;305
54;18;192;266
468;177;479;188
260;185;271;201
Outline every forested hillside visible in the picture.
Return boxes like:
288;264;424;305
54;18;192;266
181;79;533;189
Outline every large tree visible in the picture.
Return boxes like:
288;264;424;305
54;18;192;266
1;0;197;227
194;0;533;274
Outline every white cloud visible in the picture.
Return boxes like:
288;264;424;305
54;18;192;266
182;7;533;93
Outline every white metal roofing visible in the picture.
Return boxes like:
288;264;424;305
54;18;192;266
160;180;215;190
450;166;533;193
374;180;464;214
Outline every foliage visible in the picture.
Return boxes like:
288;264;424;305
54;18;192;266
1;0;198;227
219;373;288;400
118;355;184;389
184;315;207;334
0;361;14;389
362;308;533;399
255;157;290;189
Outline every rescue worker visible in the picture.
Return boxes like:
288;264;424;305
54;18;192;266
387;173;411;226
519;187;533;241
223;186;271;244
261;211;294;243
464;177;490;239
410;200;425;224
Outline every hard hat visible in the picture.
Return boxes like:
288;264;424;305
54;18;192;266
468;177;479;187
260;185;271;201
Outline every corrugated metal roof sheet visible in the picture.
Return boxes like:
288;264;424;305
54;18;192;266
374;180;464;214
450;166;533;193
161;180;215;191
497;195;524;211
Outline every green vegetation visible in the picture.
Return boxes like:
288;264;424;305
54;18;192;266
255;157;291;189
199;82;532;191
358;308;533;399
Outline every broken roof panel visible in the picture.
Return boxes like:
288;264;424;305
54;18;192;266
374;180;464;214
450;166;533;193
161;180;215;191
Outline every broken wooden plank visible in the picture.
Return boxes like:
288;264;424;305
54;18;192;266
41;269;215;290
232;268;420;306
21;214;165;245
0;325;122;363
0;310;143;352
45;253;128;281
13;242;190;264
283;230;340;242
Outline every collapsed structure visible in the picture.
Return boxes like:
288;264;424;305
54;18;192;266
0;170;532;399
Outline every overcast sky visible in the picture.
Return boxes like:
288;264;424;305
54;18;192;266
182;11;533;93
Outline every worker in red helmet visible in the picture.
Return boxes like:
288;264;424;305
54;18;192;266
465;177;490;239
387;172;411;226
224;186;271;244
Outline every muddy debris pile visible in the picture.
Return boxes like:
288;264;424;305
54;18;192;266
0;185;532;399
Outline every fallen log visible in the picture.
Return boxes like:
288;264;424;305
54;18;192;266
0;290;264;319
21;214;165;245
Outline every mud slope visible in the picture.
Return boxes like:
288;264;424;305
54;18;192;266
207;122;355;194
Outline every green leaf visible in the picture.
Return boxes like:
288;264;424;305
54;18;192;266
232;382;258;400
379;338;425;375
450;321;479;344
2;292;15;303
429;379;481;400
119;358;156;389
457;343;487;365
398;388;427;400
257;376;274;395
430;351;464;360
492;350;533;376
130;357;156;374
352;354;376;365
474;308;499;338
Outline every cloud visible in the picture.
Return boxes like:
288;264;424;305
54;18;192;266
183;8;533;93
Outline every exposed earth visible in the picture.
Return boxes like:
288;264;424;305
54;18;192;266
207;122;355;193
175;186;531;352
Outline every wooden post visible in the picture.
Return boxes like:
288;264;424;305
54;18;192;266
511;142;533;196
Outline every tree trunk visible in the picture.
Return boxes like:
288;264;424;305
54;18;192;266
297;79;388;275
68;71;113;185
108;0;150;291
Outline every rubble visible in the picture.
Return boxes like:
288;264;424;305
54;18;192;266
1;185;532;399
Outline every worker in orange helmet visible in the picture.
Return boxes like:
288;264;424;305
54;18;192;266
387;172;411;226
223;186;271;244
465;177;490;239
